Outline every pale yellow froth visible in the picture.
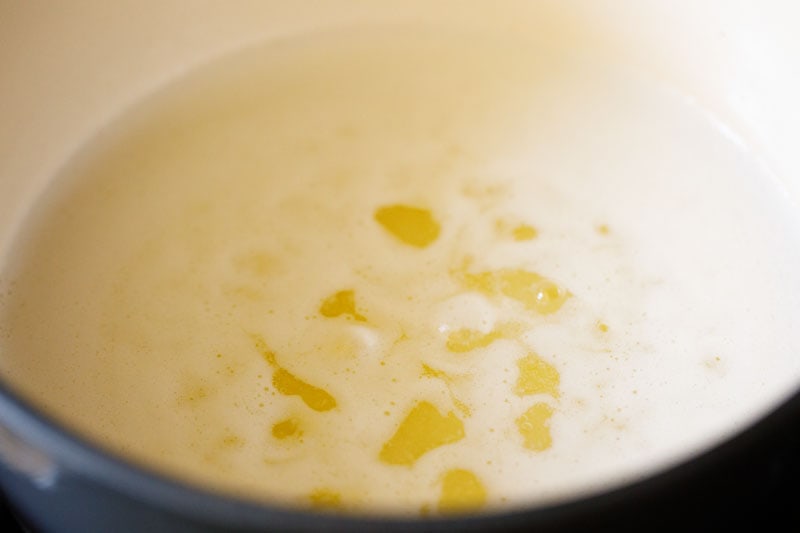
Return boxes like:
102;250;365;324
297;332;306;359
2;27;800;516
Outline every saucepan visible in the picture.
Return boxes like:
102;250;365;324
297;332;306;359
1;1;799;531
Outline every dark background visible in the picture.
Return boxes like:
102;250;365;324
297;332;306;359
0;496;23;532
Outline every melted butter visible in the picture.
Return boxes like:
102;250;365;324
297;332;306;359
252;335;337;412
1;23;792;518
308;488;343;510
516;403;554;452
445;323;520;353
446;328;503;353
460;268;570;315
512;224;538;241
272;418;301;439
272;369;337;412
421;364;451;382
438;469;487;513
319;289;367;322
515;353;560;398
452;397;472;418
494;219;538;241
374;205;441;248
420;365;472;417
379;401;465;466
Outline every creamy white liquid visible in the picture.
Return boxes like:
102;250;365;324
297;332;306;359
1;27;800;515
